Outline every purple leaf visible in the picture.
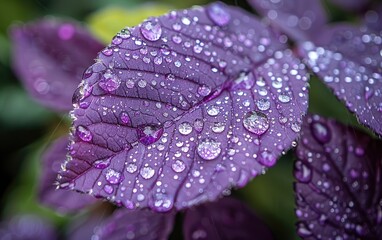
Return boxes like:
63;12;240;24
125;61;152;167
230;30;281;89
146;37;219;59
331;0;370;12
92;209;175;240
183;197;273;240
299;25;382;136
38;136;97;213
364;4;382;32
10;18;104;111
67;212;106;240
0;214;57;240
58;2;309;211
248;0;327;42
294;114;382;239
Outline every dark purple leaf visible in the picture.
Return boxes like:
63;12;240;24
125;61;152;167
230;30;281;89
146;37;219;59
294;114;382;239
10;18;104;111
67;212;106;240
364;4;382;32
183;197;273;240
0;214;57;240
92;209;175;240
39;136;97;213
299;25;382;136
58;2;309;211
248;0;327;42
331;0;370;12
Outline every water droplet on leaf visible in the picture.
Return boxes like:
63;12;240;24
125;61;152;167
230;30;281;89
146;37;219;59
243;111;270;135
137;125;164;145
207;2;231;26
140;20;162;41
197;138;221;160
76;125;92;142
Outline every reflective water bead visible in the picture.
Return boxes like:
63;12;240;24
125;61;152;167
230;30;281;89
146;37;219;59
197;138;221;160
311;122;331;143
120;111;130;124
140;166;155;179
258;150;277;167
93;158;111;169
76;125;92;142
194;119;204;132
178;122;193;135
197;85;211;96
126;163;138;173
137;125;164;145
256;99;270;111
294;160;312;183
103;184;113;194
207;105;220;116
99;71;121;92
207;2;231;26
140;20;162;41
232;72;254;90
212;122;225;133
172;159;186;173
151;193;173;212
105;169;123;184
243;111;270;135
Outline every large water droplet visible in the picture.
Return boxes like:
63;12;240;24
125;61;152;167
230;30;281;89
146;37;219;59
197;138;221;160
126;162;138;173
76;125;92;142
150;193;173;212
137;125;164;145
194;119;204;132
207;105;220;116
172;159;186;173
294;160;312;183
207;2;231;26
258;150;277;167
212;122;225;133
105;169;123;184
93;158;111;169
178;122;193;135
197;85;211;96
99;70;121;92
256;99;270;111
140;20;162;41
311;122;331;143
243;111;270;135
140;166;155;179
103;184;113;194
120;111;130;125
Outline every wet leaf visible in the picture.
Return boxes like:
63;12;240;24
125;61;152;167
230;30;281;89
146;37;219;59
58;2;308;211
248;0;327;42
10;18;104;111
294;114;382;239
183;197;273;240
0;214;57;240
39;136;97;213
300;24;382;136
92;209;175;240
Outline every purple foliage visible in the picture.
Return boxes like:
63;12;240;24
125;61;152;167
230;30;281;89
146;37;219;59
248;0;327;42
92;209;175;240
0;214;57;240
183;197;273;240
10;18;104;111
299;25;382;136
38;136;97;213
294;115;382;239
364;4;382;32
57;2;309;211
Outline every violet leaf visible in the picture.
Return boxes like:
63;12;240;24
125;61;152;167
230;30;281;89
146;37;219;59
294;114;382;239
248;0;327;42
10;18;104;112
364;4;382;32
0;214;57;240
92;209;175;240
39;136;97;213
58;2;309;211
299;25;382;136
183;197;273;240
